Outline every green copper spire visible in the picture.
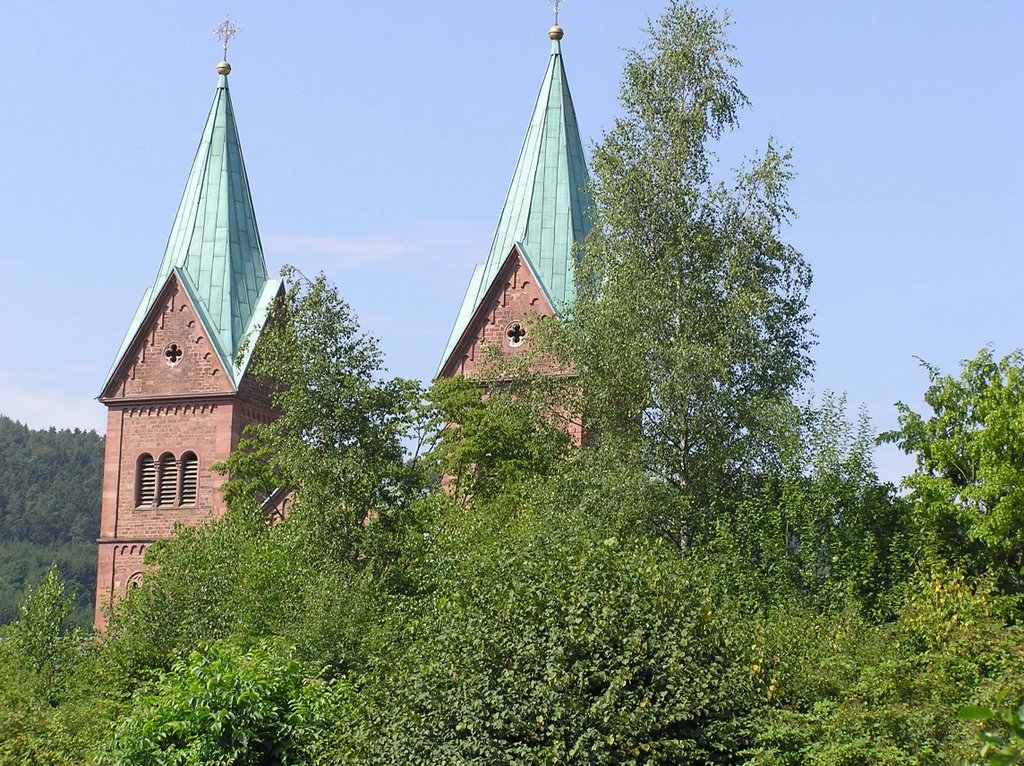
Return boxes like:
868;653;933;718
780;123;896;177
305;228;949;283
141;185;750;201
103;63;280;392
152;68;268;360
440;25;593;372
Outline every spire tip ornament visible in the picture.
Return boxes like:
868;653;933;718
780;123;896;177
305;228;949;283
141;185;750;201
547;0;565;39
547;0;566;26
213;15;242;73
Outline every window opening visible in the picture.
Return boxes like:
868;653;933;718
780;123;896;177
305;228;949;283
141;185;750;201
137;454;155;507
180;453;198;506
506;323;527;348
158;453;178;506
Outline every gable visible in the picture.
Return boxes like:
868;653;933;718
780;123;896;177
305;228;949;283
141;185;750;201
101;273;237;401
439;247;556;379
438;35;592;376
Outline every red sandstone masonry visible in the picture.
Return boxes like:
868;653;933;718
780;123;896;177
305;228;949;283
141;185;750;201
108;280;235;400
442;250;570;379
94;276;274;629
439;249;582;445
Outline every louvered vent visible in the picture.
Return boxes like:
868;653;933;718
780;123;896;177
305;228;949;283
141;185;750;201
137;455;155;507
180;453;198;506
158;454;178;507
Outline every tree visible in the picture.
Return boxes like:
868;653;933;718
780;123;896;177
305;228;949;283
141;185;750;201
107;270;433;672
99;640;342;766
425;375;572;505
219;267;425;561
0;567;122;766
0;416;103;546
0;416;103;627
883;347;1024;592
3;566;78;683
959;702;1024;766
104;507;286;673
562;1;814;543
717;395;909;616
750;568;1024;765
331;466;761;765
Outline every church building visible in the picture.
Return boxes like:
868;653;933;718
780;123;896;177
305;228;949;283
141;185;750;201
437;24;593;389
94;21;593;627
94;55;282;628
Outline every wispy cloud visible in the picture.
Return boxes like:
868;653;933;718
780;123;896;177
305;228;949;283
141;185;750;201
265;220;488;272
264;235;412;268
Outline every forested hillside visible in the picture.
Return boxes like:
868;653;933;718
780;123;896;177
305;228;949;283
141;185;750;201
0;415;103;626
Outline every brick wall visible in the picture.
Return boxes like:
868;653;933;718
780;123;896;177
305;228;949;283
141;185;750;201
94;276;274;629
105;279;235;400
443;251;572;379
439;249;582;445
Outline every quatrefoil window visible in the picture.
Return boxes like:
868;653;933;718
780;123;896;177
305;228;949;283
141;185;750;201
506;323;526;348
164;343;183;366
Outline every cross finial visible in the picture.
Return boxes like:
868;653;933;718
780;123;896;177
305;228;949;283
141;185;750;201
213;15;242;59
548;0;565;25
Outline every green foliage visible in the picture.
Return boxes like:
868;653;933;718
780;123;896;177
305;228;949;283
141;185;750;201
0;540;97;627
107;270;439;675
750;569;1024;765
718;395;909;616
883;348;1024;592
5;566;75;671
564;0;814;532
99;640;343;766
103;499;416;678
333;471;759;765
959;702;1024;766
6;7;1019;766
2;566;79;697
0;415;103;626
104;508;281;672
220;267;425;549
426;375;571;504
0;568;122;765
69;273;420;714
0;415;103;544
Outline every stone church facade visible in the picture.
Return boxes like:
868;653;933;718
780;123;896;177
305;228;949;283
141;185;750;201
95;25;593;627
94;59;282;628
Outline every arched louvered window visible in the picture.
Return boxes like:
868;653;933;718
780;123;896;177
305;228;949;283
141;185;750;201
137;454;155;507
180;452;198;506
157;453;178;507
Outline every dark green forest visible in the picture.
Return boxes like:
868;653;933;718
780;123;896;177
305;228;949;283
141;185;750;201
0;415;102;627
2;3;1022;764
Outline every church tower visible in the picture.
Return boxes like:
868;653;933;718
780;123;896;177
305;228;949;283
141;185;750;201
438;22;593;398
94;50;282;628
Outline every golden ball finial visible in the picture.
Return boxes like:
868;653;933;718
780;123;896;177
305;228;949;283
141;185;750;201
217;60;232;75
549;25;564;41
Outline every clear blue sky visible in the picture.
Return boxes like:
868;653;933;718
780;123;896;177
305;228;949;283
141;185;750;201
0;1;1020;483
